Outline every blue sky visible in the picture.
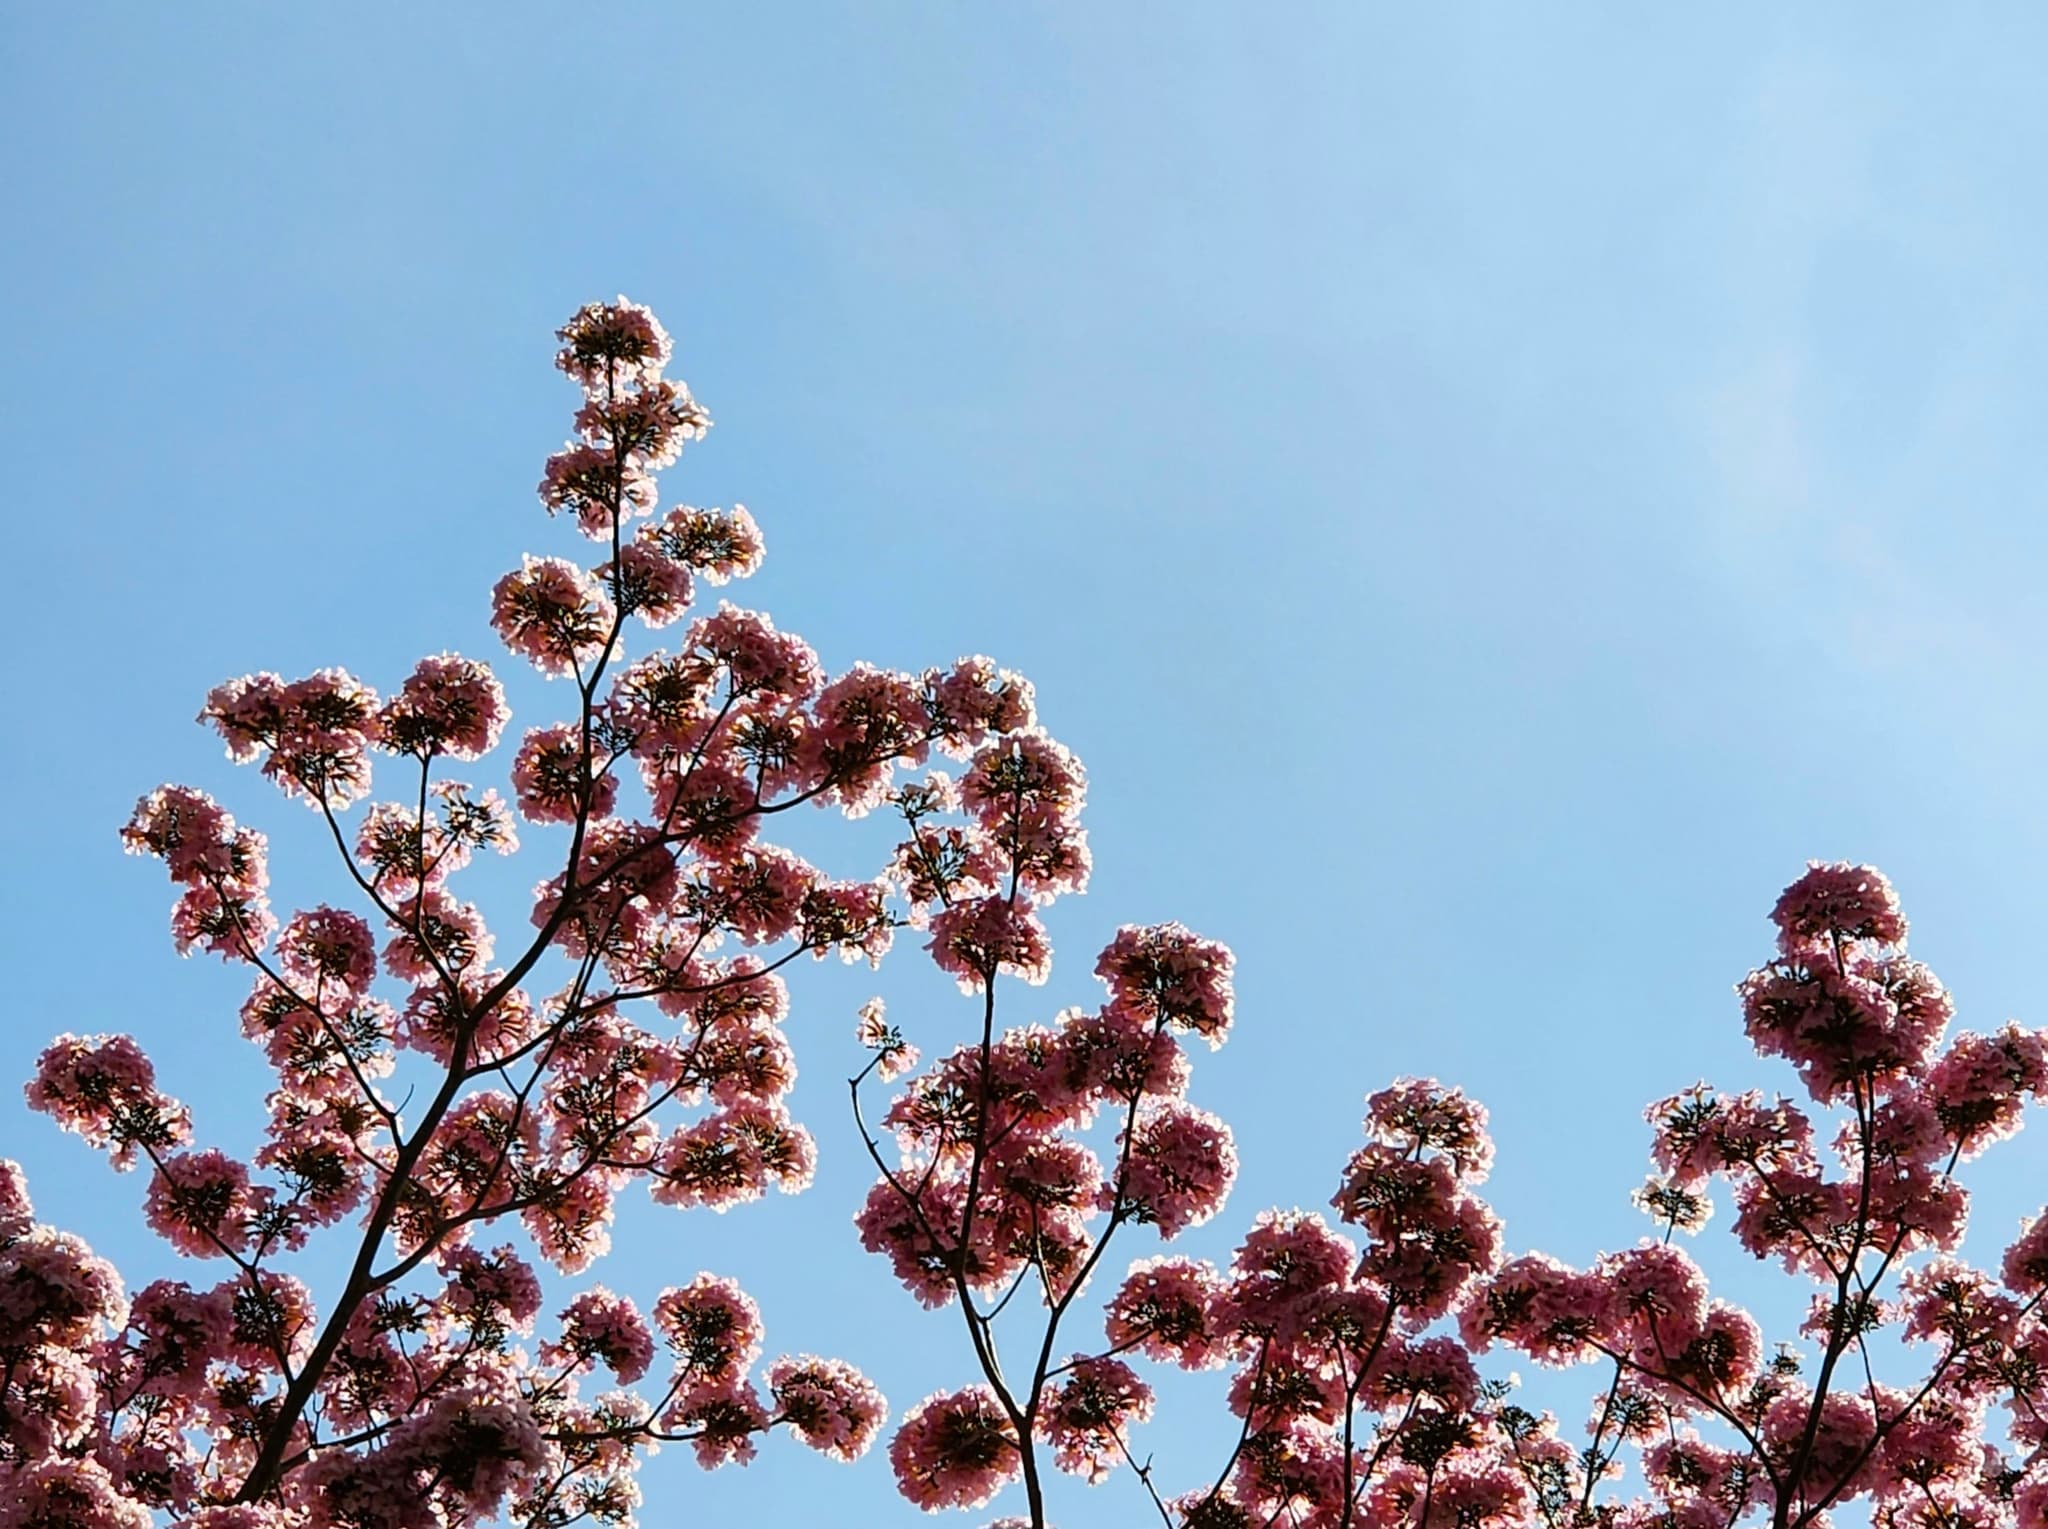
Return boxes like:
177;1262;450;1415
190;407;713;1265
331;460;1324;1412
6;6;2048;1524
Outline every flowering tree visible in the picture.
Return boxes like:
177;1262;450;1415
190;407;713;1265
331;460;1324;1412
861;863;2048;1529
4;298;1044;1527
9;302;2048;1529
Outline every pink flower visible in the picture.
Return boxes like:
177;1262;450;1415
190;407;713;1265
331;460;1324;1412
647;504;765;584
519;1172;615;1275
544;1287;655;1383
1094;923;1235;1047
653;1274;763;1385
1738;952;1952;1103
1459;1252;1609;1366
275;906;377;996
603;536;695;625
856;997;919;1082
767;1354;888;1462
202;669;382;808
1111;1098;1237;1238
511;722;615;823
926;896;1053;991
382;887;492;980
575;378;710;469
1595;1241;1712;1362
924;656;1035;756
662;1376;769;1469
1218;1210;1357;1344
0;1458;153;1529
1364;1077;1494;1183
1039;1357;1153;1484
26;1033;190;1169
376;653;508;761
1771;861;1908;954
689;604;821;700
436;1243;544;1335
539;441;658;538
1105;1255;1232;1370
888;1386;1021;1512
0;1158;28;1239
800;664;931;815
144;1149;265;1258
1;1224;126;1348
555;297;673;390
2004;1213;2048;1295
490;555;615;677
1927;1024;2048;1156
648;1104;817;1211
215;1270;317;1370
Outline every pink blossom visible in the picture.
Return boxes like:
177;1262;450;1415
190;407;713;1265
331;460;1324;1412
215;1270;317;1370
376;654;508;761
1771;861;1908;954
767;1354;888;1462
1112;1098;1237;1238
702;846;817;943
889;1386;1021;1512
1040;1357;1153;1483
856;997;919;1081
0;1224;126;1347
1460;1252;1609;1365
924;655;1035;756
662;1377;769;1469
1062;1004;1192;1103
1217;1210;1357;1344
394;972;534;1066
26;1032;191;1169
1928;1024;2048;1156
689;603;821;700
1094;923;1235;1047
653;1274;764;1385
170;881;278;960
381;887;492;980
539;441;658;538
490;555;615;677
800;664;931;815
510;721;615;824
648;1104;817;1210
603;535;695;625
926;896;1053;991
121;784;263;891
1106;1256;1232;1369
1739;952;1952;1103
435;1243;544;1335
0;1458;153;1529
1365;1077;1494;1183
144;1149;264;1258
575;377;710;469
0;1159;31;1240
648;504;765;584
203;668;382;808
520;1172;615;1275
545;1287;655;1383
2004;1214;2048;1295
555;297;673;389
275;905;377;996
1762;1387;1879;1501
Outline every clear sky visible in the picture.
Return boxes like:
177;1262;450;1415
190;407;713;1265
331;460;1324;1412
5;6;2048;1525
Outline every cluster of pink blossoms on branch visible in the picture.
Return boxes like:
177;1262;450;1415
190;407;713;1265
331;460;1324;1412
861;861;2048;1529
8;298;1035;1527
